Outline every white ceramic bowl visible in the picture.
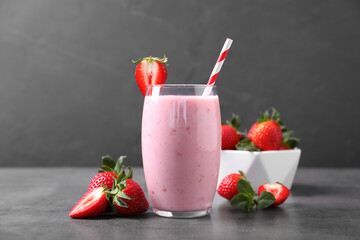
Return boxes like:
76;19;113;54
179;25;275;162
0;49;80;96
218;149;301;191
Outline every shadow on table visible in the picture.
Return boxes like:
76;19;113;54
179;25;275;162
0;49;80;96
291;184;355;197
70;212;151;220
217;200;288;219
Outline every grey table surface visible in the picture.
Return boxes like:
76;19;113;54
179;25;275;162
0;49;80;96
0;167;359;240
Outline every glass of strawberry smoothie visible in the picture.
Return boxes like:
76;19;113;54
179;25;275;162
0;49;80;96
141;84;221;218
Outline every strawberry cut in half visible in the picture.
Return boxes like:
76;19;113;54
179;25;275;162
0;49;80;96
69;187;108;218
258;182;290;206
133;56;168;97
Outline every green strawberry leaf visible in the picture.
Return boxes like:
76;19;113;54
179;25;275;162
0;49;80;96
236;138;261;151
270;107;280;122
114;156;126;173
282;128;300;149
101;155;116;169
223;114;247;136
282;129;293;139
109;188;118;195
230;178;256;212
238;170;247;179
117;191;132;200
226;114;242;130
258;109;269;123
99;165;115;173
111;203;119;215
114;196;128;208
282;137;300;149
126;166;133;180
117;170;125;185
230;193;256;212
237;178;255;199
258;108;280;124
256;191;276;209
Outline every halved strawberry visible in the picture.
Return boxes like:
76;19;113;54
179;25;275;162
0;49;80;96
69;187;108;218
133;56;168;97
258;183;290;206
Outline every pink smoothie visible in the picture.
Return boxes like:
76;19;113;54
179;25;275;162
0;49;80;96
142;95;221;212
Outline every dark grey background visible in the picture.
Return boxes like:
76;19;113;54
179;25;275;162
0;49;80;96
0;0;359;167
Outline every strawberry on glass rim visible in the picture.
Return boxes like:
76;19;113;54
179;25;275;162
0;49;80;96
133;56;168;97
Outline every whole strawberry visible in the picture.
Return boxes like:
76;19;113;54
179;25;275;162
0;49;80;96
245;108;300;151
222;114;245;150
105;167;149;216
133;56;168;97
247;108;282;151
113;179;149;216
222;125;239;150
251;121;282;151
88;156;127;191
247;122;257;141
217;172;244;200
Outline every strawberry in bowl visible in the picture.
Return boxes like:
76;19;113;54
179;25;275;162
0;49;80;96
219;108;301;191
221;114;244;150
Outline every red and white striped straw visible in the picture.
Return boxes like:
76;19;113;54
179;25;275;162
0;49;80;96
207;38;233;86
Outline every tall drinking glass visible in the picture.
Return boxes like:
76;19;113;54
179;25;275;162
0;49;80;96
141;84;221;218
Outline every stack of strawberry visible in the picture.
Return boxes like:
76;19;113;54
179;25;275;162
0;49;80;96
69;156;149;218
221;108;300;151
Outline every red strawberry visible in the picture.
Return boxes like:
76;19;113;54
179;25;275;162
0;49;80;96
105;167;149;216
247;108;300;151
113;179;149;216
247;122;257;140
247;108;282;151
69;187;108;218
217;172;244;200
251;120;282;151
222;125;240;150
89;172;117;191
88;155;127;191
279;144;291;150
258;183;290;206
133;56;168;97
